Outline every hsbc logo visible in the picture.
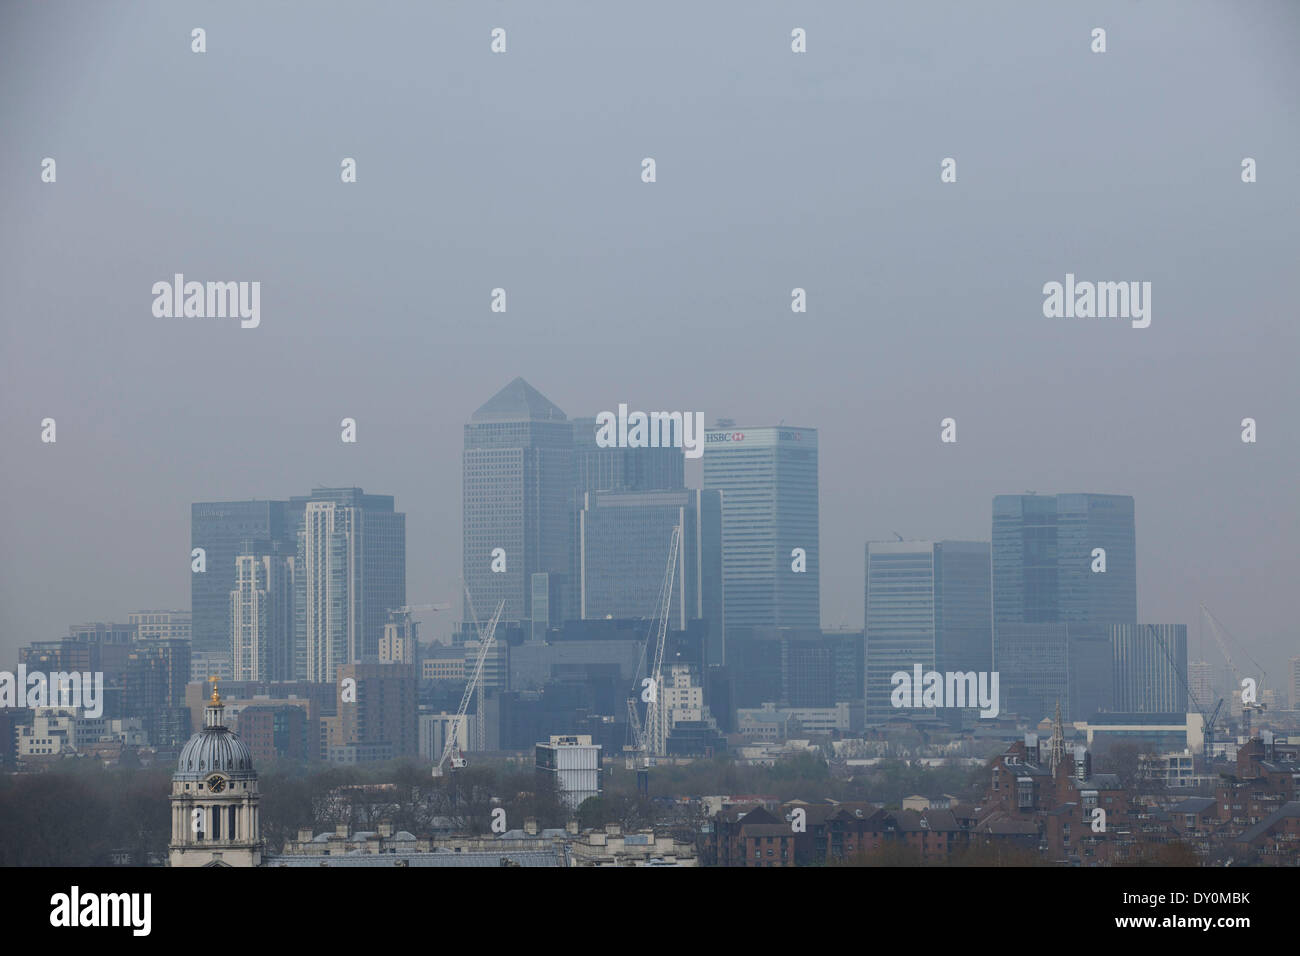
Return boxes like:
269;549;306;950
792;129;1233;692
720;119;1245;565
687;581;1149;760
706;432;744;443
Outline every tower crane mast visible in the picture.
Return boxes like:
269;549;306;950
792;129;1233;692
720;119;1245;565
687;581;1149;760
625;525;681;768
432;596;504;778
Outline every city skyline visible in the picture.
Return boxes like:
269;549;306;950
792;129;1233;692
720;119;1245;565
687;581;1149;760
3;2;1296;685
1;377;1292;685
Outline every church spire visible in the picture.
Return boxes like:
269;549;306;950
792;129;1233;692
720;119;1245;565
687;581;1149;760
1048;699;1066;774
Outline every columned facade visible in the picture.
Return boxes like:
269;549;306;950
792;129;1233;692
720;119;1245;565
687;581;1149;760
169;679;263;867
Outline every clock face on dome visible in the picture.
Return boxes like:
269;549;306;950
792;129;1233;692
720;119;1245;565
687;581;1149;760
207;775;226;793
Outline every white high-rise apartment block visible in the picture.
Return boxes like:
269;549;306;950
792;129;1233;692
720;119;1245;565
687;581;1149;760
301;501;364;682
651;664;713;754
230;554;295;681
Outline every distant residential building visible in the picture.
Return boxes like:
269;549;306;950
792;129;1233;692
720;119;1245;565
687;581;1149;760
704;425;819;647
292;487;405;668
1289;656;1300;711
190;650;232;685
230;552;296;681
128;610;191;642
191;499;298;657
330;662;418;760
421;652;466;681
737;701;860;739
17;707;145;756
235;705;311;763
536;734;601;809
124;638;192;747
418;711;474;763
193;490;404;675
184;680;334;760
0;710;25;768
68;622;136;645
380;618;417;666
297;490;406;682
653;663;723;755
20;626;134;719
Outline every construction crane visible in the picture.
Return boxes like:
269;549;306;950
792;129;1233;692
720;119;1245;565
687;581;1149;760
625;525;681;771
1148;624;1223;766
431;597;504;778
1201;603;1268;730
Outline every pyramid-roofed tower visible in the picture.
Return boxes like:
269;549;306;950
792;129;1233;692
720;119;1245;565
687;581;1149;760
463;379;574;627
470;377;567;423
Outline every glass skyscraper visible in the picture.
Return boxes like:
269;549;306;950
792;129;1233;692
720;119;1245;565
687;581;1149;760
191;500;297;657
992;493;1136;627
863;540;992;722
194;488;404;679
703;426;819;647
578;488;723;665
992;492;1137;722
463;378;574;625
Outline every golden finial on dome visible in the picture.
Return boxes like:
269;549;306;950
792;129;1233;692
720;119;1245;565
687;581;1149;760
209;675;222;705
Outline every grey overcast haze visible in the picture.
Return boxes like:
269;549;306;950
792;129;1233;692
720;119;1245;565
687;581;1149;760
1;2;1297;677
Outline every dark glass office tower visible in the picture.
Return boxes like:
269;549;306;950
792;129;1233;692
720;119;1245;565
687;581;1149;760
1056;494;1138;626
863;540;992;722
463;378;574;625
579;488;723;665
191;500;296;656
703;427;819;645
571;416;685;494
992;493;1137;722
992;493;1136;627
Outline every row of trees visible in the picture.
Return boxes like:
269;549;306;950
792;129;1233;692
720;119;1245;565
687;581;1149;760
0;748;1001;864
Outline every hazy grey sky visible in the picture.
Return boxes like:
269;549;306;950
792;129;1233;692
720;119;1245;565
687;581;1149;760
2;2;1297;678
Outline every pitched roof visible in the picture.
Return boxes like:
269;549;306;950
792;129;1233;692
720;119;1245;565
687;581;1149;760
1235;801;1300;846
470;377;567;423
